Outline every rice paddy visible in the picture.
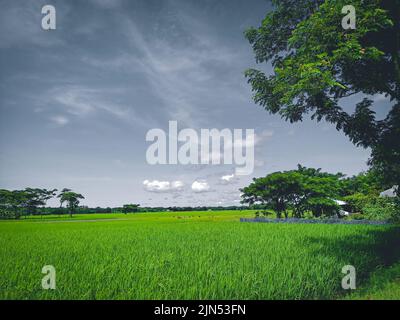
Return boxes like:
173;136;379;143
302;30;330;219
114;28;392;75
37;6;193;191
0;210;399;299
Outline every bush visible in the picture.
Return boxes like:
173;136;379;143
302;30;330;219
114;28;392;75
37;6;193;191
347;213;366;220
363;197;396;221
390;197;400;223
342;193;400;223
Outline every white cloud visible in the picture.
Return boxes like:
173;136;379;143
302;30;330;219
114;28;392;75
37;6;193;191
52;86;132;119
171;180;184;190
38;85;153;128
221;174;235;182
54;88;95;116
191;180;210;193
50;115;69;126
221;174;236;184
143;179;184;193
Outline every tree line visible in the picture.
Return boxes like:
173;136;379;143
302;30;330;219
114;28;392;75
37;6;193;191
0;188;84;219
0;188;251;220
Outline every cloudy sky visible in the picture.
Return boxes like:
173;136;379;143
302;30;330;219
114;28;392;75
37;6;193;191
0;0;391;207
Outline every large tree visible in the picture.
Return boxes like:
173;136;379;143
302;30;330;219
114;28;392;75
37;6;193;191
245;0;400;188
240;166;341;218
57;189;85;217
0;189;26;219
0;188;58;219
241;171;302;218
24;188;58;217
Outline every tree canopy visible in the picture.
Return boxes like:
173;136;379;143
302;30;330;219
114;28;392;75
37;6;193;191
245;0;400;188
240;165;342;218
0;188;57;219
57;189;85;217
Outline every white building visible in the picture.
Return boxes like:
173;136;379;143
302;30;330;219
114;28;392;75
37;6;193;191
333;199;350;216
379;186;398;198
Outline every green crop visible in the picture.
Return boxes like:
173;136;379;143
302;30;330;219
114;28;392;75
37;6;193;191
0;210;398;299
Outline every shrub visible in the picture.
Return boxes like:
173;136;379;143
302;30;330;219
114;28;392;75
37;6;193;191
363;197;396;221
348;213;366;220
390;197;400;223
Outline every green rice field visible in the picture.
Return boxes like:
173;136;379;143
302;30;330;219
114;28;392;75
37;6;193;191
0;210;399;300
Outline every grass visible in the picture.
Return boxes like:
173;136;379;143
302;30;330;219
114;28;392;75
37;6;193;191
346;262;400;299
0;210;399;300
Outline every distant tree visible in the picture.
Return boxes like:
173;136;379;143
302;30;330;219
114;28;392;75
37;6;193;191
122;204;140;214
245;0;400;189
41;188;58;210
23;188;58;217
0;188;64;219
0;189;21;219
57;189;85;217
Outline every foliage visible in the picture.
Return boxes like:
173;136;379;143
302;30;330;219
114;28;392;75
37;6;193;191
343;193;372;212
57;189;85;217
392;197;400;223
245;0;400;188
241;165;341;218
24;188;58;216
339;170;386;197
0;189;23;219
363;197;398;222
0;188;57;219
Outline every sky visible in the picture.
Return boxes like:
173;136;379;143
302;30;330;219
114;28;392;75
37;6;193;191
0;0;391;207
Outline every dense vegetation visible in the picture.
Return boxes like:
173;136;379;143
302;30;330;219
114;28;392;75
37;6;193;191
0;210;398;299
241;165;399;222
